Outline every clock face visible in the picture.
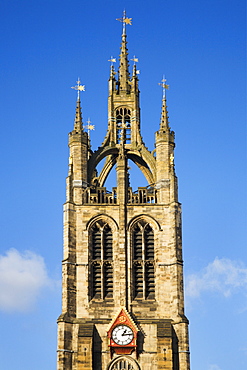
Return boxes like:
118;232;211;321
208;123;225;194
111;325;134;345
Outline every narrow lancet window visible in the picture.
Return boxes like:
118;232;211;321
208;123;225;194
90;221;113;299
132;221;155;300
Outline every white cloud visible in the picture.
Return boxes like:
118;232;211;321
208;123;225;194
208;365;222;370
185;257;247;299
0;248;51;312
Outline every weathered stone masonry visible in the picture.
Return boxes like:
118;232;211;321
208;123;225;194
57;16;190;370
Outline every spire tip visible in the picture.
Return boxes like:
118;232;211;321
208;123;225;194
71;78;85;101
116;10;132;35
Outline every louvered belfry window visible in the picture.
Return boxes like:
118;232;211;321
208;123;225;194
90;222;113;299
133;222;155;299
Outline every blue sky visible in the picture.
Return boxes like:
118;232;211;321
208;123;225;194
0;0;246;369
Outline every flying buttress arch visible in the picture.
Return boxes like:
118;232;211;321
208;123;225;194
88;146;156;187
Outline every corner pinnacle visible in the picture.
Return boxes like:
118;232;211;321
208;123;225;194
158;77;170;131
71;78;85;131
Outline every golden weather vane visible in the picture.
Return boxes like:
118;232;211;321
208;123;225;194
131;55;138;65
116;10;132;34
131;56;140;75
158;76;170;98
108;56;116;66
84;118;95;138
71;78;85;100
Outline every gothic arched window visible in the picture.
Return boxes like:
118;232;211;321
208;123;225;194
108;357;140;370
116;107;131;144
132;221;155;300
89;221;113;300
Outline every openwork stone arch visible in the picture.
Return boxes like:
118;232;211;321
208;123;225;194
127;151;156;185
88;146;155;188
88;146;119;184
108;356;140;370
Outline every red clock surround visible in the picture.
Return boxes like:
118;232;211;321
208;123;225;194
107;308;138;357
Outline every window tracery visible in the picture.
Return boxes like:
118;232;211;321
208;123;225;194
89;221;113;300
132;220;155;300
108;357;140;370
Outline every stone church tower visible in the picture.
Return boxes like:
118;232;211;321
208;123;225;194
57;14;190;370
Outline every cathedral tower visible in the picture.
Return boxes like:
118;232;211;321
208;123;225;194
57;13;190;370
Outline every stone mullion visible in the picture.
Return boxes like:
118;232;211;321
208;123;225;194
100;228;104;300
101;261;104;300
88;230;92;301
89;261;92;301
142;227;146;300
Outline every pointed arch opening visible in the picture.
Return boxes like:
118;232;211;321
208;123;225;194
128;159;148;191
89;220;113;300
127;159;157;204
131;220;155;300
